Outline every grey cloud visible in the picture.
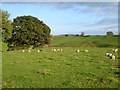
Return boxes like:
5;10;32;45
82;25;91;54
53;2;74;9
95;18;118;25
98;25;118;30
3;2;117;15
44;2;118;16
84;17;118;27
73;2;118;15
84;25;118;35
74;2;117;8
99;26;118;34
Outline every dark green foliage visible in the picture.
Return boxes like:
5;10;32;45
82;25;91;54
7;15;51;51
65;34;69;36
76;34;79;36
106;31;114;36
0;9;13;42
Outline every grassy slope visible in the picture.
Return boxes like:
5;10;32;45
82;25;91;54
2;36;120;88
51;36;119;47
2;45;120;88
2;47;119;88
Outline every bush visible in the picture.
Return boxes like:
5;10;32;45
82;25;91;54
65;34;69;36
76;34;79;36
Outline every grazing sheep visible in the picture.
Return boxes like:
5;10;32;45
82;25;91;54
113;48;118;52
109;54;116;60
57;49;60;51
76;50;79;52
105;53;116;60
22;50;25;52
112;55;116;60
115;49;118;52
38;50;40;52
53;49;56;51
28;50;31;52
109;54;113;59
52;48;62;52
105;53;110;56
109;53;113;57
85;50;88;52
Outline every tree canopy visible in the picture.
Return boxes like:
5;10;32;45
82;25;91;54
0;9;13;42
8;15;51;51
106;31;114;36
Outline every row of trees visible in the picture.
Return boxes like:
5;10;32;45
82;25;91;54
64;32;84;36
0;9;51;51
65;31;114;36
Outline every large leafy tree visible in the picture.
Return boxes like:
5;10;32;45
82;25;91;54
0;9;13;42
8;15;51;51
106;31;114;36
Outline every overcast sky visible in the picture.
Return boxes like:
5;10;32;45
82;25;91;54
1;2;118;35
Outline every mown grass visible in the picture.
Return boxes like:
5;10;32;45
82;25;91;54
2;42;120;88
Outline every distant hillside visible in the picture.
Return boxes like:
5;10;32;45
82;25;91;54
51;35;119;48
1;35;120;49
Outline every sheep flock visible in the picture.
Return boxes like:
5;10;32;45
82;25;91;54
21;48;118;61
105;48;118;60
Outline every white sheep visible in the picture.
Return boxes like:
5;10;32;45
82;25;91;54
22;50;25;52
76;50;79;52
38;50;40;52
57;49;60;51
105;53;116;60
113;48;118;52
53;49;56;51
105;53;109;56
112;55;116;60
28;50;31;52
109;54;116;60
85;50;88;52
109;53;112;57
115;49;118;52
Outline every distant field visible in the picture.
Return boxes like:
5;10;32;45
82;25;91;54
2;36;120;88
51;36;119;48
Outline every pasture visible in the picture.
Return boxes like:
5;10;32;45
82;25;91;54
2;45;119;88
1;36;120;88
51;35;119;47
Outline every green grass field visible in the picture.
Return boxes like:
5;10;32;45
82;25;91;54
2;36;120;88
51;35;119;47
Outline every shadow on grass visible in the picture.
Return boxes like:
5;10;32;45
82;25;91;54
92;41;118;48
